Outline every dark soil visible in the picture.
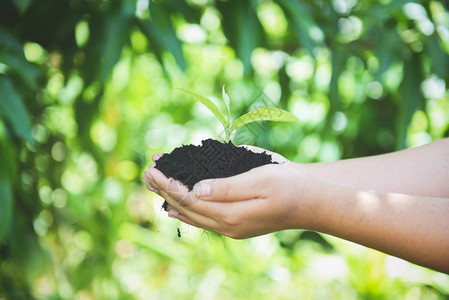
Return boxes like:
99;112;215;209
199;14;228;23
155;139;277;208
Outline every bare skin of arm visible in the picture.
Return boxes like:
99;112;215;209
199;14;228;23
142;138;449;274
302;138;449;198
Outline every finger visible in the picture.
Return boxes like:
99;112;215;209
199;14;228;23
142;165;152;183
142;164;157;183
176;214;200;227
142;165;162;193
148;166;210;208
160;190;219;229
142;168;156;190
152;153;164;162
161;186;227;222
193;168;265;202
170;206;225;235
147;166;174;191
167;208;179;218
176;214;225;236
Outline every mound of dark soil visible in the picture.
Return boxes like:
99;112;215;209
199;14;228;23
155;138;277;193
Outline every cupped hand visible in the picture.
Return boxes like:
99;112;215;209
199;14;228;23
142;148;317;239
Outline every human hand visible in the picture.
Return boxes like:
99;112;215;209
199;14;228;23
142;147;317;239
142;140;449;273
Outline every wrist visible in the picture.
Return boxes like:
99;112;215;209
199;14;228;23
288;162;327;231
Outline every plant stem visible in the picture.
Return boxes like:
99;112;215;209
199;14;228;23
225;129;231;142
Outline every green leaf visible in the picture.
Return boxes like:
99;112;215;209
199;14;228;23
0;174;13;243
375;28;401;79
328;48;348;119
139;2;187;70
83;1;134;84
165;0;201;23
222;85;231;125
0;27;41;90
177;88;228;130
0;26;23;54
276;0;323;57
396;54;423;150
217;0;263;76
0;137;14;243
425;34;449;79
12;0;31;13
98;5;134;82
230;107;298;132
0;76;33;142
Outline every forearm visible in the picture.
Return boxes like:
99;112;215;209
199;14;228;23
302;138;449;197
303;177;449;274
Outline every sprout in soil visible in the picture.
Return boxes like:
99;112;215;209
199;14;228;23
178;86;298;142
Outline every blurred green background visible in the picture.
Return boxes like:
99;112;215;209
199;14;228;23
1;0;449;299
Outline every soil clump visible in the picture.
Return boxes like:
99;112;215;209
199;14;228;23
155;139;277;198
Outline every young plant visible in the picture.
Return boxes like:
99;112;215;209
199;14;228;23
178;86;298;142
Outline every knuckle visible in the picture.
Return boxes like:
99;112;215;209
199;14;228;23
221;214;239;228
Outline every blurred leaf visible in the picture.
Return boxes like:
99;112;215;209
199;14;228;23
375;28;401;78
278;64;291;109
425;34;449;79
0;155;13;243
329;48;348;116
300;231;334;252
0;26;23;53
217;0;264;76
139;2;187;70
230;107;298;131
0;0;19;27
74;2;134;156
0;76;32;142
276;0;322;57
396;54;424;149
83;2;134;84
0;26;41;90
0;51;41;90
19;0;84;48
444;124;449;138
73;88;105;164
12;0;31;12
370;0;412;22
98;3;134;82
165;0;200;23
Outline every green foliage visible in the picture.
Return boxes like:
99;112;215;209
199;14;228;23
178;86;297;141
1;0;449;298
0;76;33;142
0;170;13;243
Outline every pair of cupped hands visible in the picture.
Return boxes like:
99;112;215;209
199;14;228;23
142;145;320;239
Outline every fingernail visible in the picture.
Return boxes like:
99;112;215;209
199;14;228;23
168;210;179;218
194;180;211;199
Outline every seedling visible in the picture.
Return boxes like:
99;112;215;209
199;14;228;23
178;86;298;142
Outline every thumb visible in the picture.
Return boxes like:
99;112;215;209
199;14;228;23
193;168;264;202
